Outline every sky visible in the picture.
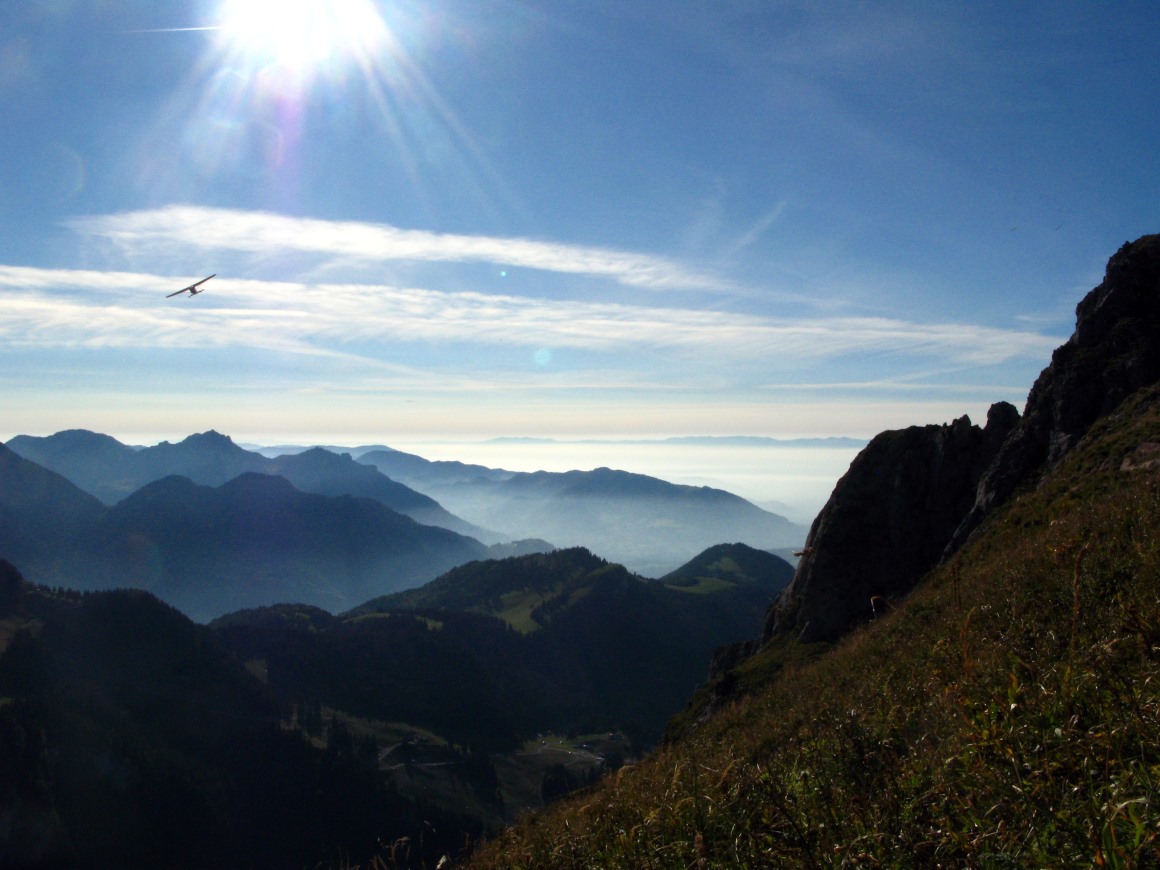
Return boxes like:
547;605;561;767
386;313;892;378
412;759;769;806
1;1;1158;450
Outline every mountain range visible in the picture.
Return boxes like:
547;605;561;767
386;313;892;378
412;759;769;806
357;451;803;576
6;429;489;540
0;420;803;859
0;446;492;621
5;428;805;591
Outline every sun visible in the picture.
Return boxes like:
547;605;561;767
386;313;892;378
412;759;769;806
214;0;392;83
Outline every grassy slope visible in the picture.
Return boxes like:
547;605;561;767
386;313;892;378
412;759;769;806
467;385;1160;868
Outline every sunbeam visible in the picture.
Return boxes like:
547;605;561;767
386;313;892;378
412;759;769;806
133;0;515;219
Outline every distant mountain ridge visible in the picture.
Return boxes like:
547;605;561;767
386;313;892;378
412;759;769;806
6;429;493;541
2;427;807;620
0;447;494;621
357;453;806;576
5;429;807;573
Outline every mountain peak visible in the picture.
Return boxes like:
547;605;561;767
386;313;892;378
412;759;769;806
1071;234;1160;350
41;428;120;445
292;446;351;466
950;231;1160;550
6;428;133;458
179;430;237;450
768;406;1016;643
765;233;1160;647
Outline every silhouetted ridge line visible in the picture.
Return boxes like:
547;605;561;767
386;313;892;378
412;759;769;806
762;233;1160;647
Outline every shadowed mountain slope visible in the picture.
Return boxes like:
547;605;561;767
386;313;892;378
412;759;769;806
215;545;790;750
0;459;492;622
91;473;490;621
767;405;1017;643
0;561;470;869
0;443;105;573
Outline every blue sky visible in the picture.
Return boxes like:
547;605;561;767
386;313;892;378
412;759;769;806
1;1;1157;446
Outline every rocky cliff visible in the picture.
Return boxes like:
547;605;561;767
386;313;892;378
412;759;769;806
762;233;1160;648
949;233;1160;551
765;403;1017;644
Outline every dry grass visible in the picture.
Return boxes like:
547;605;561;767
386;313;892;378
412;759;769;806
466;389;1160;868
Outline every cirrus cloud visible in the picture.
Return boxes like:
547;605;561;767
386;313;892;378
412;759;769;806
68;205;730;291
0;263;1058;366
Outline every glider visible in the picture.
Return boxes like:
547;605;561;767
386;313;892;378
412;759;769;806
166;274;215;298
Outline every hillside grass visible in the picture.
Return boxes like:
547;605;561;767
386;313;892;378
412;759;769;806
466;388;1160;868
347;611;446;632
663;576;734;595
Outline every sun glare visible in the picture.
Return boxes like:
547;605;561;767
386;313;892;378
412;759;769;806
215;0;391;82
179;0;496;221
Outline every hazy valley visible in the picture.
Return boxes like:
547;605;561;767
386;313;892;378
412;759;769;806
3;429;806;620
0;417;802;866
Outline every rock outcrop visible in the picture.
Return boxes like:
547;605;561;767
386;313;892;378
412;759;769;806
756;233;1160;650
764;403;1017;644
949;233;1160;552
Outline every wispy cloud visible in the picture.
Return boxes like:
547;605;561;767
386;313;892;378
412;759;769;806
68;205;729;291
0;264;1058;367
720;201;788;260
766;379;1032;397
